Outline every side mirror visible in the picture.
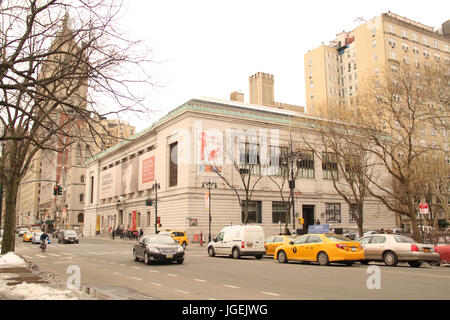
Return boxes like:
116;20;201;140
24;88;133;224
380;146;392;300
289;241;294;245
213;237;217;242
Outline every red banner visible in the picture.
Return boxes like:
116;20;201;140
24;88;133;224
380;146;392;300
132;211;137;230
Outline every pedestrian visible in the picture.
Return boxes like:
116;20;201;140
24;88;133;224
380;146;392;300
316;219;321;225
112;227;115;240
139;228;143;237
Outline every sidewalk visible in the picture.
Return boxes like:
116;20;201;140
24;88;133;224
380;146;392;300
0;251;93;300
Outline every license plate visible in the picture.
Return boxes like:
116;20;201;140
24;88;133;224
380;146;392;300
351;247;356;252
166;255;173;259
424;248;430;253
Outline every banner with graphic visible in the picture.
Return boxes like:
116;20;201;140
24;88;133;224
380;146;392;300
138;151;156;191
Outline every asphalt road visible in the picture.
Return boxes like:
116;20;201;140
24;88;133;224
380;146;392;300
13;236;450;300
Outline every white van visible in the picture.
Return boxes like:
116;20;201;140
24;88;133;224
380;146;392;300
207;225;265;259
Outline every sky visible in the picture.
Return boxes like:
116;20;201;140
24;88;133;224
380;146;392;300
117;0;449;132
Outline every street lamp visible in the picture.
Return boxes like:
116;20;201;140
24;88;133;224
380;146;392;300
281;141;302;233
152;181;160;234
202;179;217;242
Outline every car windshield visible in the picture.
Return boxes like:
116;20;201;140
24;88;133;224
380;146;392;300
324;235;352;242
146;235;176;245
65;231;77;236
394;235;416;243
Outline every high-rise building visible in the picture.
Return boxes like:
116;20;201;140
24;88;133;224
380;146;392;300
304;11;450;116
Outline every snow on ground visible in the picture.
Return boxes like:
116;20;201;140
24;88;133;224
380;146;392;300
0;252;27;267
0;251;85;300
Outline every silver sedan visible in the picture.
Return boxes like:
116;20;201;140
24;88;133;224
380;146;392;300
357;234;440;267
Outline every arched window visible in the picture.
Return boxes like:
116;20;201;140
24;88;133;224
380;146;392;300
80;175;85;183
78;213;84;223
79;194;84;203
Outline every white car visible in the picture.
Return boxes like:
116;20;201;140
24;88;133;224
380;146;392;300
207;225;266;259
32;232;43;244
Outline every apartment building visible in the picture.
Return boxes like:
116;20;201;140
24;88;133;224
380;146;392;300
304;12;450;115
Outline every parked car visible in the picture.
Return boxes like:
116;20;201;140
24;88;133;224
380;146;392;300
434;245;450;265
390;228;407;234
264;235;297;256
343;229;359;240
363;230;377;236
274;234;364;266
357;234;440;267
18;228;30;237
159;230;189;249
58;229;79;244
133;234;185;264
22;231;33;242
207;225;265;259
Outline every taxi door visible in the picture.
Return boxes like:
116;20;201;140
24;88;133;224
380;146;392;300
264;236;276;255
290;235;309;261
304;235;323;261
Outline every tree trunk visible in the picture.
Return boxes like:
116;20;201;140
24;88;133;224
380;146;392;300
1;179;19;254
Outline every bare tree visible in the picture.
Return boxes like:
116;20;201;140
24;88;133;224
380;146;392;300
212;131;263;224
0;0;158;254
351;61;448;242
299;109;374;238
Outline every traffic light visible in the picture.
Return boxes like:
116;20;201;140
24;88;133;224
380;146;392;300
58;185;62;195
146;198;152;206
53;185;58;196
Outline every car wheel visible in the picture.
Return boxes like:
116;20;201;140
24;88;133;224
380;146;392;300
317;251;330;266
133;249;139;261
232;248;241;259
383;251;398;266
255;255;263;259
182;242;187;249
177;259;184;264
360;260;370;265
208;247;215;257
408;261;422;268
345;262;354;266
277;250;288;263
144;252;151;265
429;261;440;266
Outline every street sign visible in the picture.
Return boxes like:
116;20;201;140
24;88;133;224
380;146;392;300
419;203;429;214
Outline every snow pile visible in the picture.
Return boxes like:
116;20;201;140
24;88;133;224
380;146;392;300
0;252;26;267
0;274;78;300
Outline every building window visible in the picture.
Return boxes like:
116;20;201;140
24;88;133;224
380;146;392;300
325;203;341;223
239;142;260;175
79;193;84;203
322;152;338;180
242;201;262;224
80;175;85;183
268;145;288;176
169;142;178;187
272;201;290;223
77;213;84;223
297;150;315;179
349;204;359;223
90;176;94;203
146;212;151;227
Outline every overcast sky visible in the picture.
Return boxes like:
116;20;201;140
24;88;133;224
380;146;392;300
118;0;449;132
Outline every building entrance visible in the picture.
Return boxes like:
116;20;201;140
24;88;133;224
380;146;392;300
302;205;315;231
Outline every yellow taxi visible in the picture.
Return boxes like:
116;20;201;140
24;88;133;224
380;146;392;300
159;230;189;249
274;233;364;266
264;235;298;256
22;231;33;242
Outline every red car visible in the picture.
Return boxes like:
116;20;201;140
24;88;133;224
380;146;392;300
434;245;450;265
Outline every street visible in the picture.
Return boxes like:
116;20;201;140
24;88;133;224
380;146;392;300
13;236;450;300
